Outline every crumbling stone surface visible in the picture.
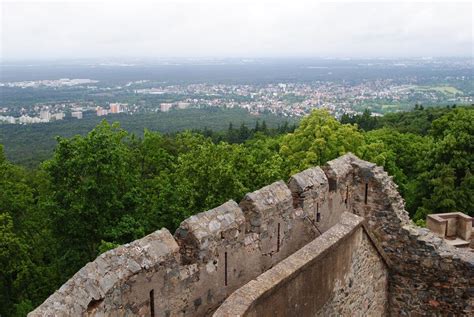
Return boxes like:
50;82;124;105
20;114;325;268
288;167;328;228
288;166;328;199
28;153;473;317
323;152;356;191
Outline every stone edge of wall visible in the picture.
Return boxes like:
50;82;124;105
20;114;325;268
212;212;365;317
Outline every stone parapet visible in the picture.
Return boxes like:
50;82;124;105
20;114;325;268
174;200;245;264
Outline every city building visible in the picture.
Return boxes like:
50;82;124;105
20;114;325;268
0;115;16;124
109;103;121;114
19;115;43;124
177;102;190;109
96;107;108;116
160;103;173;112
71;111;83;119
40;109;51;121
52;112;65;121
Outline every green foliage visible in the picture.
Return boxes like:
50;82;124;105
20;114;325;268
0;144;62;317
0;108;296;168
340;108;377;131
412;108;474;219
97;240;121;254
360;128;433;215
415;219;426;228
280;110;364;175
342;105;470;135
0;213;28;315
42;121;145;277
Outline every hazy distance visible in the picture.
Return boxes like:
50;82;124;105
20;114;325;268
1;0;472;61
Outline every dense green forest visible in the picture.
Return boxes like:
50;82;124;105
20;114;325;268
0;108;297;168
1;106;473;316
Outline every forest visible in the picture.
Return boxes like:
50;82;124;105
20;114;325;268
0;105;472;316
0;108;296;168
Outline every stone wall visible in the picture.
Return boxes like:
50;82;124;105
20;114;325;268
214;154;473;316
213;212;388;317
28;154;474;317
349;156;474;315
27;229;181;316
29;159;348;317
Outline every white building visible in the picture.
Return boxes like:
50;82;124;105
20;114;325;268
52;112;65;120
40;110;51;121
177;102;190;109
19;115;43;124
160;103;173;112
71;111;83;119
0;115;16;124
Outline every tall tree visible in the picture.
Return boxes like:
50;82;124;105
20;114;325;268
280;109;364;175
414;108;474;219
43;121;142;277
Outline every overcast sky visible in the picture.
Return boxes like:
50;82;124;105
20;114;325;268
1;0;472;61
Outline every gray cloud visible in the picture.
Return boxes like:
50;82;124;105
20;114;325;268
1;1;472;60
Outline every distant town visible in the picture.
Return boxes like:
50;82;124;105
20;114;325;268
0;75;472;125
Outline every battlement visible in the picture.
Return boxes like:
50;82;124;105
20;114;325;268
29;153;474;317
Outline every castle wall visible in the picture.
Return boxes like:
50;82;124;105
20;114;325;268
350;156;474;316
29;163;348;317
213;212;388;317
27;229;181;317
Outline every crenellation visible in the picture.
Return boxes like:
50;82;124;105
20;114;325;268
29;154;474;317
320;154;359;230
174;200;245;264
239;180;293;234
323;152;356;191
29;228;181;317
287;167;329;230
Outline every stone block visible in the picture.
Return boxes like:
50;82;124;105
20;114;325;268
323;153;357;191
239;181;293;233
175;200;245;263
288;166;328;209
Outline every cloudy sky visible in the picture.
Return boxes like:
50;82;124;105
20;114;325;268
1;0;472;60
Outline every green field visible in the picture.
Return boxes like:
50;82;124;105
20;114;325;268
403;85;463;95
